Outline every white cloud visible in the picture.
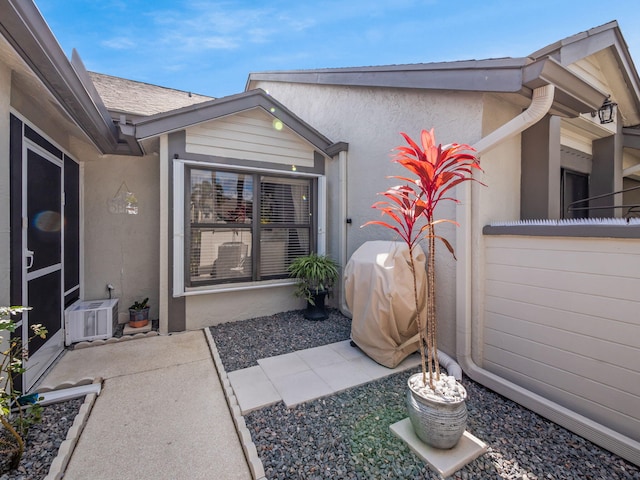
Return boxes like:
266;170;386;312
101;37;136;50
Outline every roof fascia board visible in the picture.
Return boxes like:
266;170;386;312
530;22;640;121
608;30;640;115
0;0;122;154
523;57;607;116
623;128;640;150
133;89;335;154
247;58;529;93
70;50;122;140
555;28;619;66
528;21;619;61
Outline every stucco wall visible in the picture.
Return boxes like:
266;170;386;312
250;81;484;356
83;154;160;323
470;94;524;363
185;285;303;329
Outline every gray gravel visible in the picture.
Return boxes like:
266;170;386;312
1;397;83;480
210;309;640;480
210;308;351;371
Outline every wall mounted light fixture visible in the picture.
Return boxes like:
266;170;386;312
591;95;617;124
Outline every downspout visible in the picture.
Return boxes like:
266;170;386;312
458;84;640;464
337;149;352;318
458;84;555;376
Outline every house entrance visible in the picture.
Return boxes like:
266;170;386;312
10;115;80;390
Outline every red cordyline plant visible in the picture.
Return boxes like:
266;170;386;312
364;129;481;389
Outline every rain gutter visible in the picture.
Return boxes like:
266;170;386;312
457;84;640;465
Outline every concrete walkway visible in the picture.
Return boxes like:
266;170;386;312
39;331;251;480
228;340;421;414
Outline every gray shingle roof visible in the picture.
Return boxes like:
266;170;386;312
88;71;214;117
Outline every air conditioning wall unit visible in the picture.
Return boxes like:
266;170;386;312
65;298;119;345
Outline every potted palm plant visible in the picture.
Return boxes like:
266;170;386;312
287;253;340;320
365;129;481;449
128;298;150;328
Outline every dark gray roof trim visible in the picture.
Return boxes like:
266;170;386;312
248;58;530;94
133;89;337;156
249;56;605;118
0;0;128;154
248;22;640;119
70;50;142;155
325;142;349;156
530;21;640;119
483;224;640;239
623;128;640;150
530;21;621;64
522;57;607;116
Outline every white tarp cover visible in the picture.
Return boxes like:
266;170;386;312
345;240;426;368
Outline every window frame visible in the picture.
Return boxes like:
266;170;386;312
561;167;590;219
173;159;323;295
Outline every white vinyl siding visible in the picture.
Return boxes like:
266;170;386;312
483;235;640;444
185;108;315;167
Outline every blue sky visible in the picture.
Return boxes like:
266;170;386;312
36;0;640;99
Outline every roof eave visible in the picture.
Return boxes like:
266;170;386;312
523;57;607;116
529;21;640;124
247;58;530;94
248;56;606;120
133;89;336;156
0;0;131;155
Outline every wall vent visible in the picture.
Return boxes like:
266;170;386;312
64;299;119;345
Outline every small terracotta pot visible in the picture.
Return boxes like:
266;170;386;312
129;307;150;328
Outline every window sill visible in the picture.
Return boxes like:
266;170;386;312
178;278;297;297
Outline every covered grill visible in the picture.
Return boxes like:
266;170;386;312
344;241;426;368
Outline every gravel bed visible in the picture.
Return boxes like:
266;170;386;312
1;397;83;480
209;309;351;371
212;310;640;480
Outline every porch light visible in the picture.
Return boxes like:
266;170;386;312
591;96;617;124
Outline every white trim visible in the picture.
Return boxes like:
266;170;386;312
64;285;80;297
183;279;296;296
172;158;325;297
317;175;327;255
23;139;63;167
24;329;64;389
26;263;62;282
79;161;85;300
176;157;322;178
9;108;76;160
15;112;75;390
39;383;101;406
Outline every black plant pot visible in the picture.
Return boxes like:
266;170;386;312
304;291;329;321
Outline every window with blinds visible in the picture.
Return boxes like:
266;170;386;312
187;167;313;286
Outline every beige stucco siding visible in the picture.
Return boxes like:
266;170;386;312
186;108;315;167
250;81;485;355
185;286;303;329
483;234;640;443
83;154;160;323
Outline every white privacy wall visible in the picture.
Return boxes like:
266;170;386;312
483;234;640;444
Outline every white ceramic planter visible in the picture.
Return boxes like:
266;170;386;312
406;372;468;449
